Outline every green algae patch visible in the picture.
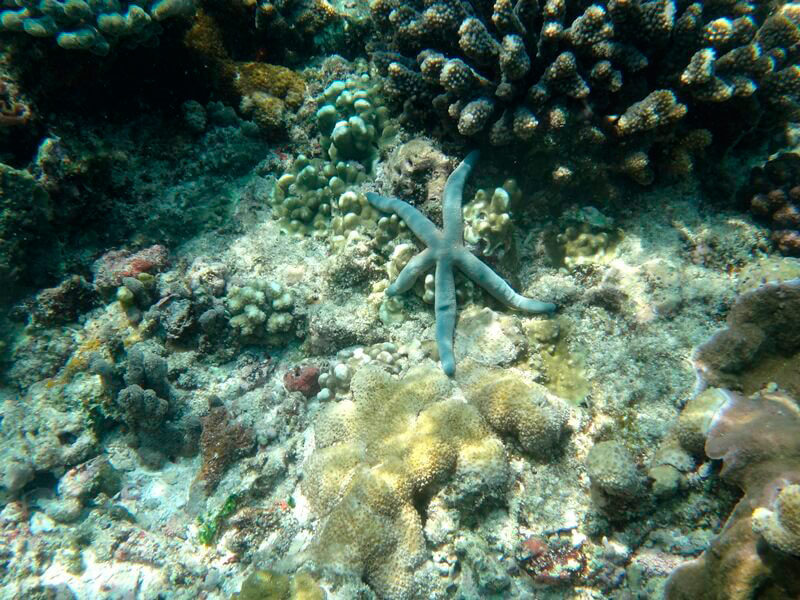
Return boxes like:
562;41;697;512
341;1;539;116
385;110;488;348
524;318;589;406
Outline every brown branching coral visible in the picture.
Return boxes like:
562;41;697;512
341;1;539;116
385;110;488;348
369;0;800;192
739;152;800;256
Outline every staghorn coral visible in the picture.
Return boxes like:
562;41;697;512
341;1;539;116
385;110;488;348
371;0;800;191
0;0;196;55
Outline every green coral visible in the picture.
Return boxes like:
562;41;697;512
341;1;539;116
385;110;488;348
226;280;295;339
197;492;240;545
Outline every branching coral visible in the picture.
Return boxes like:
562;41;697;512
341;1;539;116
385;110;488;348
0;0;196;54
739;152;800;256
370;0;800;190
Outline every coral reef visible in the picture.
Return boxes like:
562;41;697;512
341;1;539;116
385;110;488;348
316;76;396;170
0;162;52;300
545;205;620;268
195;406;255;494
693;277;800;397
457;361;570;458
586;440;646;510
367;151;555;375
268;73;396;236
665;387;800;599
225;279;297;342
0;0;196;55
235;62;306;132
371;0;800;192
739;151;800;255
303;363;511;599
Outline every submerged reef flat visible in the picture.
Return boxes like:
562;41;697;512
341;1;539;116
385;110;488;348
2;2;800;599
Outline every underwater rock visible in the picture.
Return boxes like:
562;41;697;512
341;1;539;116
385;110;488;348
30;275;98;326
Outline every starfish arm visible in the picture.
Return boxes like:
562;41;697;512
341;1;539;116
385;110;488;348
387;247;436;295
454;248;556;313
366;192;441;246
435;257;458;376
443;150;480;245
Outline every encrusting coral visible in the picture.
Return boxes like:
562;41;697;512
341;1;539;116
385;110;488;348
664;387;800;600
367;150;555;375
664;278;800;599
303;363;510;599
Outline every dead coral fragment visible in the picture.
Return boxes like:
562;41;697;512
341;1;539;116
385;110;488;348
195;406;255;494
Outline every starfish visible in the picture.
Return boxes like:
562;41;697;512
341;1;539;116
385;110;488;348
367;150;556;376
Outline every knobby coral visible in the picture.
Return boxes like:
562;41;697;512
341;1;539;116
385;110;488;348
367;150;555;375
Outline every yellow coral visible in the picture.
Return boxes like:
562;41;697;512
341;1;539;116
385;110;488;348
302;364;507;599
752;483;800;556
234;62;305;109
457;361;569;457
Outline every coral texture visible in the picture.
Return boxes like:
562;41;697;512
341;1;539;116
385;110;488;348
692;277;800;396
0;0;196;54
665;387;800;600
739;152;800;256
303;363;509;600
367;150;555;375
371;0;800;188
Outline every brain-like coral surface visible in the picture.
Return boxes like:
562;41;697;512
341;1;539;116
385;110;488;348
303;363;510;599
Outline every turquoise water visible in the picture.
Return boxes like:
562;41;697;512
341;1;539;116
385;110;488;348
1;1;800;598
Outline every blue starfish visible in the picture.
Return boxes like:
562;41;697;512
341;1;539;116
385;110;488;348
367;150;556;376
